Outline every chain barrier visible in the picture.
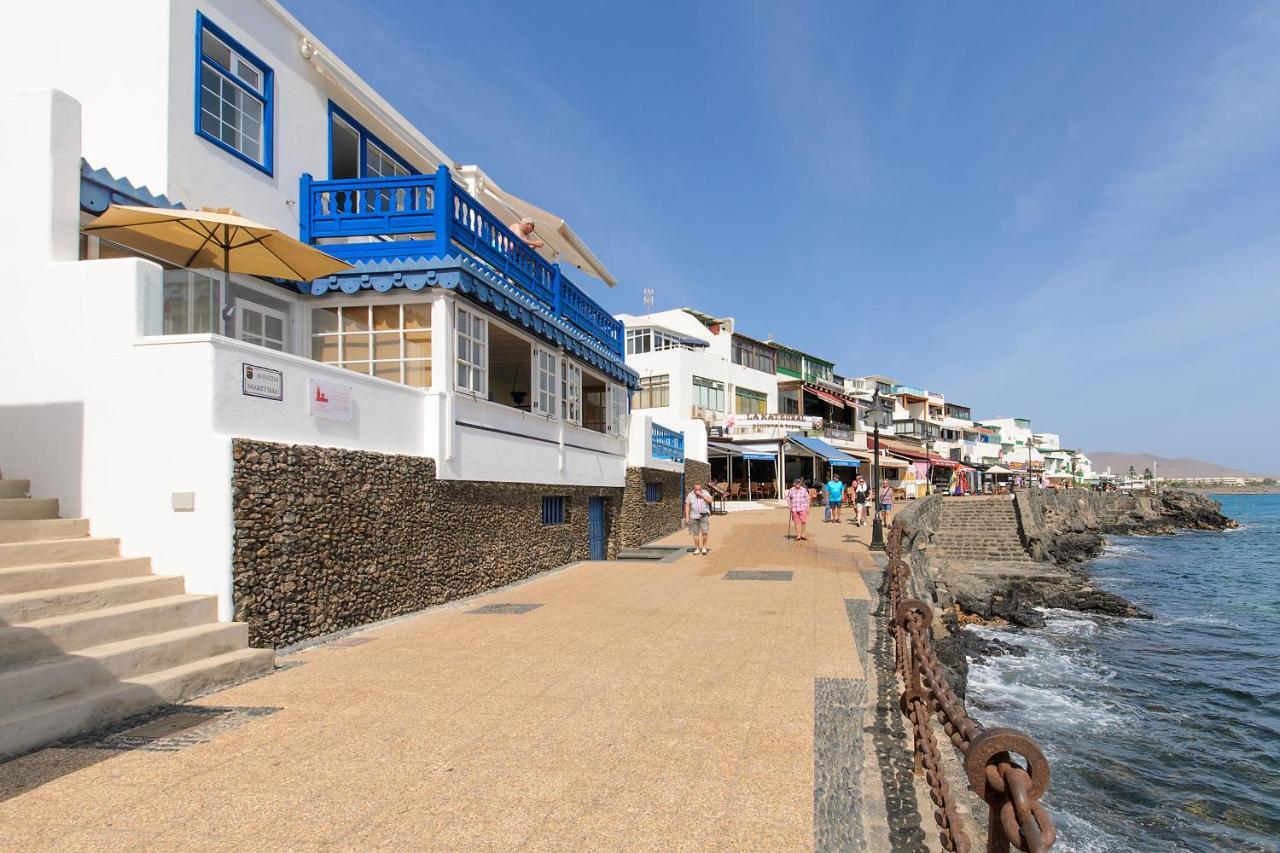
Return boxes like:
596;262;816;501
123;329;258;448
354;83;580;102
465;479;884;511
884;523;1057;853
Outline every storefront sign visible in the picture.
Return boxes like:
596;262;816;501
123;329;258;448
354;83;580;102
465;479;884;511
241;364;283;401
308;379;352;422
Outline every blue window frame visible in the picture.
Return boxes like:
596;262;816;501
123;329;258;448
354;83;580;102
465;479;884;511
195;13;273;174
541;496;567;526
327;102;416;180
644;483;662;503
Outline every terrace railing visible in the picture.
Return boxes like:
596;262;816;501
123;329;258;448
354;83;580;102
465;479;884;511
300;167;623;356
651;422;685;463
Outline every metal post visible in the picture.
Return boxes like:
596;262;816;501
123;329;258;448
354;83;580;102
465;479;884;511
870;391;885;551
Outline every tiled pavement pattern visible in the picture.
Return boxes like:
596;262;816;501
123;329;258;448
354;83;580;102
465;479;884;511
0;510;926;851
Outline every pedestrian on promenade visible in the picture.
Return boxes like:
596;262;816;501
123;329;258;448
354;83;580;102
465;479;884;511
786;477;811;541
684;482;712;555
853;475;869;526
878;482;894;527
825;473;845;523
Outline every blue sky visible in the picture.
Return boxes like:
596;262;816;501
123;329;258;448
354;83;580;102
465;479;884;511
285;1;1280;472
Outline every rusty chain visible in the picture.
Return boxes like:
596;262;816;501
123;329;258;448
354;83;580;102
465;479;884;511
884;523;1057;852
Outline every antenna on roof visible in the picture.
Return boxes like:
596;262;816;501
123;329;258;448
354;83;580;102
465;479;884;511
643;288;654;314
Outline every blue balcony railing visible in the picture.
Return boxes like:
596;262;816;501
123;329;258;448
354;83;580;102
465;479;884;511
299;166;623;356
651;423;685;463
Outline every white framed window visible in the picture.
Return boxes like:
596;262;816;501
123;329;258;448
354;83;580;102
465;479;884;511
455;306;487;395
561;361;582;425
634;374;669;409
692;375;726;412
366;141;410;178
310;302;432;387
533;347;559;417
608;384;628;437
197;14;271;172
157;269;220;335
237;299;289;351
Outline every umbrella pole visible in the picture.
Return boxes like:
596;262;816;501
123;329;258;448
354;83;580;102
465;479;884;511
221;230;230;336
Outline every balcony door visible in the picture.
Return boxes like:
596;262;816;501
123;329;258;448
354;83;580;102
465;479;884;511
236;298;289;352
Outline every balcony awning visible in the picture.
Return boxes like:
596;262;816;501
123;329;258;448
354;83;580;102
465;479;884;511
456;165;617;286
803;384;846;408
786;434;861;467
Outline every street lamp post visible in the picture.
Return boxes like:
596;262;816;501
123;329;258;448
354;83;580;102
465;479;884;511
869;390;886;552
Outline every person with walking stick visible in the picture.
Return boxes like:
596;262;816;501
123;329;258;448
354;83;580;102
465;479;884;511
786;478;811;541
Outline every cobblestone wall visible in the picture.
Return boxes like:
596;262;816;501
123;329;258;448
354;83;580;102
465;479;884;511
684;459;712;491
232;439;622;648
618;467;684;548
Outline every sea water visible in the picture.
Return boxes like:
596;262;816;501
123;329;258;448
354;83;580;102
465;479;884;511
965;494;1280;852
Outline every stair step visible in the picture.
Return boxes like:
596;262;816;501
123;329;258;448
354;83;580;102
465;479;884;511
0;648;274;761
0;498;60;521
0;537;119;569
0;594;218;668
0;556;149;595
0;480;30;499
0;518;90;544
0;622;251;715
0;574;185;622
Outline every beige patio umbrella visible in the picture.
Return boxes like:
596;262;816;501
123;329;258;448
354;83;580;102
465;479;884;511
83;204;353;282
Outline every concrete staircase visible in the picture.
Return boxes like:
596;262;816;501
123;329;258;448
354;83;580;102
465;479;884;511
0;475;274;760
930;497;1030;562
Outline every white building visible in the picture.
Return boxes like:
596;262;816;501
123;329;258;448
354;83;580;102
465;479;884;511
0;0;699;647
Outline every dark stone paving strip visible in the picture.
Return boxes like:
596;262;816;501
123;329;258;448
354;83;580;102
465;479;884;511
723;570;793;581
61;705;281;753
814;677;868;852
866;565;929;852
469;603;544;614
845;598;870;677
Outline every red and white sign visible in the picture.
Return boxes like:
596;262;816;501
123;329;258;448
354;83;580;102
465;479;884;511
308;379;352;422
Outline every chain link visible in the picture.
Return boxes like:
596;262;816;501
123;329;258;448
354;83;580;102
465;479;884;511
884;523;1057;852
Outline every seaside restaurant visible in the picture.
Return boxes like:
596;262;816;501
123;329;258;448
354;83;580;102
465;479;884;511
709;433;860;499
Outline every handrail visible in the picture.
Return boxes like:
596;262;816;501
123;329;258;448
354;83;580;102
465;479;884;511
299;170;624;356
651;423;685;463
884;524;1056;853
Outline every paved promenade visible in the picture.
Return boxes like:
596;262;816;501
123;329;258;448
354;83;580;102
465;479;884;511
0;508;918;851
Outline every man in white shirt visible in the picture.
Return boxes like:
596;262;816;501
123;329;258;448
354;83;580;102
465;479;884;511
684;482;712;555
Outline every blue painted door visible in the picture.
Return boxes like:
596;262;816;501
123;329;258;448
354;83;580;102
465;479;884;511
588;497;607;560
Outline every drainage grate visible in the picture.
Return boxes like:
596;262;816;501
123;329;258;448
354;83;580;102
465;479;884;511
723;570;793;581
470;603;544;615
61;705;281;753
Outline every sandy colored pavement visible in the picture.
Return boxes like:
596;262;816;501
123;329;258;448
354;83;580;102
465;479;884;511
0;507;892;851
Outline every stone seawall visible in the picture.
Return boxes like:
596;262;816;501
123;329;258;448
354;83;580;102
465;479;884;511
1015;488;1236;564
231;439;628;648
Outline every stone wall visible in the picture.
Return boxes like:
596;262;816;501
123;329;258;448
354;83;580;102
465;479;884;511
891;494;942;603
617;466;684;548
232;439;623;648
684;459;712;492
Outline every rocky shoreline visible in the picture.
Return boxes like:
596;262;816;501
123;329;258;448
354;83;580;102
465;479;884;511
893;489;1238;696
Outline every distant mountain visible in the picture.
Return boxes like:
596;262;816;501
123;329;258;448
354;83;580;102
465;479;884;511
1086;452;1273;480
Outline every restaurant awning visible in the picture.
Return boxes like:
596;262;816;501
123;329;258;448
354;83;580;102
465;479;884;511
786;434;861;467
802;384;846;408
743;452;778;461
985;464;1015;475
706;441;742;457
